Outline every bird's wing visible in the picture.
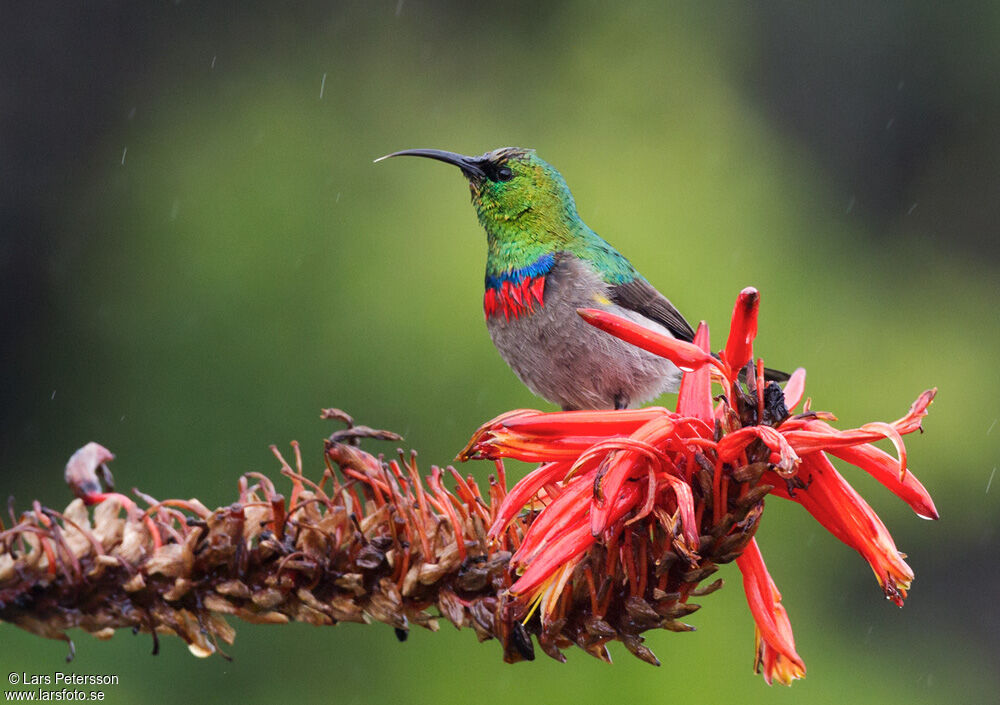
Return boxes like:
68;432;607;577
608;277;696;342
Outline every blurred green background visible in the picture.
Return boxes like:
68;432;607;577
2;1;998;702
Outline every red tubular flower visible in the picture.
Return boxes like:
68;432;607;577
576;307;726;374
721;286;760;374
677;323;713;423
464;287;937;685
736;538;805;685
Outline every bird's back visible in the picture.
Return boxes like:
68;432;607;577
569;227;696;342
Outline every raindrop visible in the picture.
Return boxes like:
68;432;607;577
846;196;855;214
211;55;217;70
336;192;342;203
885;117;895;130
50;390;56;400
906;203;918;216
127;106;136;120
320;73;327;99
987;418;997;435
170;200;180;220
121;146;128;165
987;467;996;494
395;0;404;16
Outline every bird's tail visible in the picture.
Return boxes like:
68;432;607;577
709;350;790;383
762;366;790;383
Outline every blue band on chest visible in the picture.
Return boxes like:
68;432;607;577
485;253;556;290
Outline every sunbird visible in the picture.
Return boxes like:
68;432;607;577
377;147;781;410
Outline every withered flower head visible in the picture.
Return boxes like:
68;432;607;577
0;290;935;687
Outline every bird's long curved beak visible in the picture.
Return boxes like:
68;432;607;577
374;148;486;180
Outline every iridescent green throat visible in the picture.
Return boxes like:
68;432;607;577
471;150;636;284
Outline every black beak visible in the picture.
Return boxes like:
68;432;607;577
374;148;486;181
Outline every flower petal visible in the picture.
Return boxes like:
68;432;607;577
577;307;724;374
488;461;573;537
722;287;759;373
735;538;805;686
829;442;938;520
859;422;908;481
781;368;807;412
512;473;595;564
661;474;698;548
511;483;641;597
498;408;670;437
768;454;914;605
590;418;679;535
794;418;938;520
677;322;713;424
457;409;543;460
892;388;937;434
511;520;595;597
717;425;799;476
589;445;659;535
463;430;610;462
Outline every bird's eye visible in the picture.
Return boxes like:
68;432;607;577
496;166;514;182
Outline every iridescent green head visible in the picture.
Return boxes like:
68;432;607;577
375;147;581;246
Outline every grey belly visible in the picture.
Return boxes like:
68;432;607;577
486;259;681;410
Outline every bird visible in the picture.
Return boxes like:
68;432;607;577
376;147;782;411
